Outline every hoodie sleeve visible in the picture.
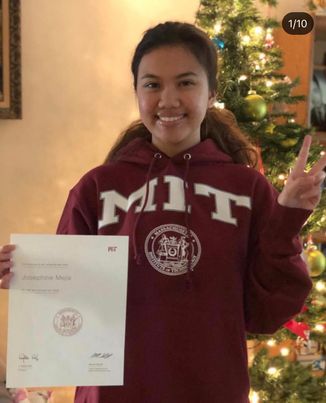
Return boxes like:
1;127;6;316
244;175;313;334
56;187;98;235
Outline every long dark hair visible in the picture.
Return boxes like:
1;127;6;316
105;21;257;166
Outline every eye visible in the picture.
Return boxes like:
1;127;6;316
144;82;159;89
179;80;195;87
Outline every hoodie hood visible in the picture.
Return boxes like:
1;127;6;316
114;137;233;166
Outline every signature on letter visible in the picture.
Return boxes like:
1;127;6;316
90;353;113;359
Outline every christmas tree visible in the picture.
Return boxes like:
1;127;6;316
195;0;326;401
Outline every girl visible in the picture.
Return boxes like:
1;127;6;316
1;21;326;403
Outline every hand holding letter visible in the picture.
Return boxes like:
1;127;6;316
0;244;15;289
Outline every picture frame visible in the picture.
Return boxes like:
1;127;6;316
0;0;21;119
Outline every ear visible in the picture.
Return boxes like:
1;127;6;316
208;91;216;109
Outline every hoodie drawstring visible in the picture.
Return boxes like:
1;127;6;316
133;152;162;265
133;150;194;290
182;153;193;290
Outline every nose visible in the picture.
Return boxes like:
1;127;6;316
158;85;181;108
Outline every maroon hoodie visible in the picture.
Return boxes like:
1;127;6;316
57;137;312;403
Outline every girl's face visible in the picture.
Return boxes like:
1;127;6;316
136;46;215;157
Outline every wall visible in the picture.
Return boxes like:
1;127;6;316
0;1;199;401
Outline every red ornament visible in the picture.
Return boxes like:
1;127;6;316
283;319;310;340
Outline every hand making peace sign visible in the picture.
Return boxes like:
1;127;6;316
278;135;326;210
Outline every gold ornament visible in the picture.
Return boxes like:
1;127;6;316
242;94;267;121
307;250;326;277
304;241;326;277
280;138;299;148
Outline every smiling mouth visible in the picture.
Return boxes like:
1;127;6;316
156;114;186;122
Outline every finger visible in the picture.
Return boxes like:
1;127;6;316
0;267;11;278
0;260;14;273
0;244;16;253
308;152;326;176
0;252;13;262
299;180;323;197
291;135;312;177
287;175;315;191
0;272;14;289
313;171;326;185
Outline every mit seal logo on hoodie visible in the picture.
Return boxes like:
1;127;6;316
145;224;201;276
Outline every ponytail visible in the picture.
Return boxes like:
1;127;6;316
203;108;257;167
104;120;151;163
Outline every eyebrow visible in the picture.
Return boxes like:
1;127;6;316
140;72;198;80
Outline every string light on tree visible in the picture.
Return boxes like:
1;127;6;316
280;347;290;357
250;26;264;39
268;368;277;376
241;35;251;45
283;76;292;84
254;26;263;35
214;21;222;34
315;281;326;292
214;101;225;109
259;58;266;67
267;367;280;377
314;324;325;333
278;174;287;186
249;390;260;403
267;339;276;347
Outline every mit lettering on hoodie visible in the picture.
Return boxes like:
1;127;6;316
57;137;312;403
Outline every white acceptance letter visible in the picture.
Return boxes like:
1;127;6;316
7;234;129;387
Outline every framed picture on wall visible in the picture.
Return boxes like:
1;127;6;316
0;0;21;119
